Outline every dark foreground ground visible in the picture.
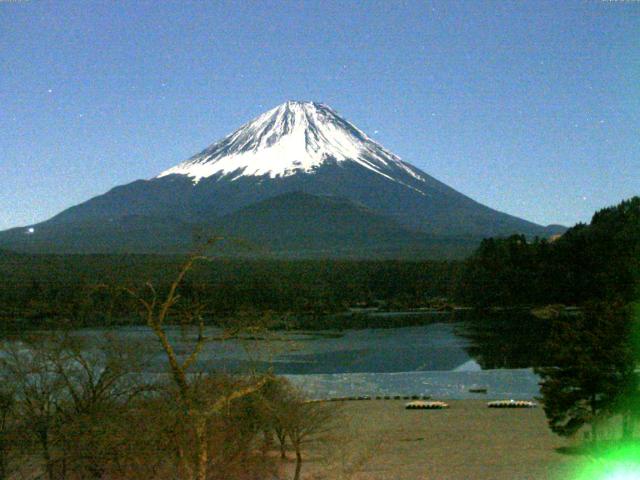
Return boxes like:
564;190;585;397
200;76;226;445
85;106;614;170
286;400;583;480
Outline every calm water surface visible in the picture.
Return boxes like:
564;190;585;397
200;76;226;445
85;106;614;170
72;313;545;399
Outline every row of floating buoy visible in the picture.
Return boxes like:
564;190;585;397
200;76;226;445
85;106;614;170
379;395;432;400
405;399;538;410
320;387;491;402
405;400;449;409
326;394;432;402
468;388;488;394
315;396;537;408
327;396;371;402
487;400;537;408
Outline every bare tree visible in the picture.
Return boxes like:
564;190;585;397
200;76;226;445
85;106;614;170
1;338;65;480
262;380;338;480
0;382;16;480
1;331;154;480
51;333;150;479
124;243;271;480
288;400;337;480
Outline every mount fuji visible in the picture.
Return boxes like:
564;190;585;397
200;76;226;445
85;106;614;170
0;101;563;258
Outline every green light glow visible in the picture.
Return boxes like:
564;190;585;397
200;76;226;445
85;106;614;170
571;443;640;480
604;469;640;480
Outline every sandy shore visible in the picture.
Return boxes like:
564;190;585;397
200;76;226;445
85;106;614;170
294;399;583;480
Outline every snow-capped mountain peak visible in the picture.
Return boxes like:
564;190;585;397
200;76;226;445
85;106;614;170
0;101;558;256
158;101;424;185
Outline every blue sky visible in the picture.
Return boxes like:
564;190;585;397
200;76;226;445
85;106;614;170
1;0;638;230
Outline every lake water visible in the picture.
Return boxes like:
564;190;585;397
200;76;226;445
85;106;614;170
72;316;543;400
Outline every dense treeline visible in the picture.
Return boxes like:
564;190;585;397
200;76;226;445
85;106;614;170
458;196;640;307
0;253;461;330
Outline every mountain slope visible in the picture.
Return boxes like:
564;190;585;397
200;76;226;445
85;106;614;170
212;192;478;258
0;193;478;258
0;215;196;254
0;101;563;257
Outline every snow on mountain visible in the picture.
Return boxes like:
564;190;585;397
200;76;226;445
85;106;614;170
158;101;428;189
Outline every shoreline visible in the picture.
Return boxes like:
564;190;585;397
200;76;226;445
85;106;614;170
285;367;541;401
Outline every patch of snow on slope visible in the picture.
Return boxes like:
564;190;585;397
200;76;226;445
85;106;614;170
157;101;421;186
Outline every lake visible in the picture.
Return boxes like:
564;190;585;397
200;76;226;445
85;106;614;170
68;311;545;400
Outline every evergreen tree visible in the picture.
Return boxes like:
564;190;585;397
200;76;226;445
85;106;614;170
536;301;638;441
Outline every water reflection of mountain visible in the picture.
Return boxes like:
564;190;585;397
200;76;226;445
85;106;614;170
65;314;554;375
202;324;473;374
457;310;553;369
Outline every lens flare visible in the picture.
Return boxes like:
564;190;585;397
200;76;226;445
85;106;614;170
571;442;640;480
604;469;640;480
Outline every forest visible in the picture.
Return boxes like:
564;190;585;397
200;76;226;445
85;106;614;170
1;197;638;332
458;196;640;307
0;252;461;331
